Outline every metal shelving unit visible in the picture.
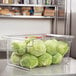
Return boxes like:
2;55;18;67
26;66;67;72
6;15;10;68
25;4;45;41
0;4;56;19
0;4;56;7
0;15;56;19
54;0;66;34
0;0;66;34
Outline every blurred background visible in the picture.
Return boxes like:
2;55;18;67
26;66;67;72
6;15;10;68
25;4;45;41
0;0;76;59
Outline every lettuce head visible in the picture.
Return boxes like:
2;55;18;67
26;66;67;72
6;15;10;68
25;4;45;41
57;41;69;56
45;39;58;56
20;54;38;69
38;53;52;67
52;53;63;64
27;39;46;57
12;40;26;55
10;52;21;65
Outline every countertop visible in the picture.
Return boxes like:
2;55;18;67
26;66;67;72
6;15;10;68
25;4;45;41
0;58;76;76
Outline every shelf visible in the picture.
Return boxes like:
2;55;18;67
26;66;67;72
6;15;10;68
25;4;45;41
57;5;65;8
57;17;65;19
0;4;56;7
0;15;56;19
0;15;65;19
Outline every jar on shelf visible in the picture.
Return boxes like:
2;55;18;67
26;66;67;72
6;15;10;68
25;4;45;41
45;0;52;5
24;0;29;4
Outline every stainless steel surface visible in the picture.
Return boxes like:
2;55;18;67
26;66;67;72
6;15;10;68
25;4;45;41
54;0;66;34
0;4;56;7
0;58;76;76
46;34;74;39
70;0;76;58
66;0;71;35
0;15;56;19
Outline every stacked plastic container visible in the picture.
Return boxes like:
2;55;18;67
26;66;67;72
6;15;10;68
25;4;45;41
5;34;74;70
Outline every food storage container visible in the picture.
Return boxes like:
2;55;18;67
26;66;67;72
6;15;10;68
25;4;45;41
4;34;74;70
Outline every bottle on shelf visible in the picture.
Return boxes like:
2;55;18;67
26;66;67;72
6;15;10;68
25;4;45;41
20;0;24;4
3;0;9;4
29;0;37;4
42;0;45;5
45;0;52;5
13;0;19;4
3;0;13;4
0;0;3;4
57;0;65;6
13;0;24;4
51;0;56;5
24;0;29;4
8;0;13;4
37;0;43;5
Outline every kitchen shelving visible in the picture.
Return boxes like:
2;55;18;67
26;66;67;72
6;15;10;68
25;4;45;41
0;4;56;7
0;0;65;34
0;15;56;18
0;0;65;19
0;4;56;18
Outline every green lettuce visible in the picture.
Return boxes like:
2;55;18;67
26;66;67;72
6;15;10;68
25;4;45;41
52;53;63;64
27;39;46;57
57;41;69;56
20;54;38;69
45;39;58;56
38;53;52;66
12;41;26;55
10;52;21;65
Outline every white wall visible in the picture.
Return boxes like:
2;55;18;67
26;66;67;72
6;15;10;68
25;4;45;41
0;18;51;35
0;18;65;35
0;18;65;51
0;18;51;51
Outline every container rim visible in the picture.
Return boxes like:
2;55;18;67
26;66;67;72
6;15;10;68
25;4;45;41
2;33;75;39
46;34;75;39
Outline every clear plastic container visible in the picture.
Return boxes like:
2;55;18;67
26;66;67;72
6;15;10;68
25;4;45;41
5;34;74;70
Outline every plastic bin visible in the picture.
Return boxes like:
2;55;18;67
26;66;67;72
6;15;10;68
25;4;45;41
5;34;74;70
